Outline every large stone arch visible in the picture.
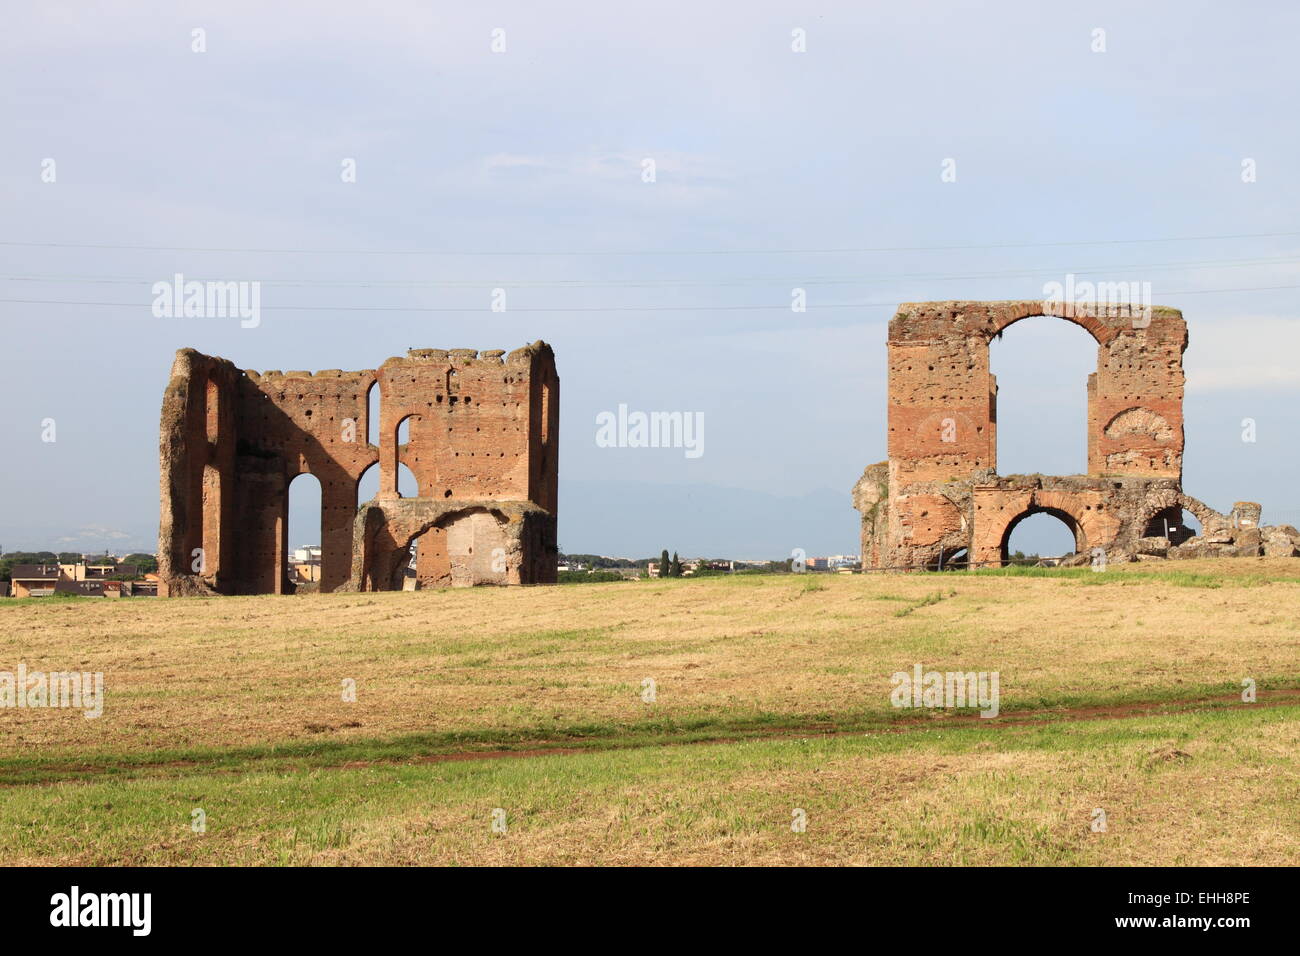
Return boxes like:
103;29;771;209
970;482;1124;567
1176;493;1229;533
347;498;553;591
986;301;1115;347
399;506;509;589
1132;489;1230;539
998;505;1085;564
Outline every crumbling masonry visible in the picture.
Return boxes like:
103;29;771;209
853;301;1300;569
159;343;558;595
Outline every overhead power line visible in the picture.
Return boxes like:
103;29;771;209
2;284;1298;314
2;253;1298;289
1;229;1299;257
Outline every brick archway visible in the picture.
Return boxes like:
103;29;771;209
986;302;1117;347
997;506;1085;565
971;484;1123;567
860;301;1190;571
884;300;1185;484
1134;490;1230;539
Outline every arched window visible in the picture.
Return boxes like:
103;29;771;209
286;472;323;590
1142;506;1201;544
366;381;380;447
989;316;1096;476
1003;510;1080;565
397;463;418;498
395;415;420;497
357;462;379;507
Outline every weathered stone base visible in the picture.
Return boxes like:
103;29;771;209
854;465;1293;569
346;498;557;590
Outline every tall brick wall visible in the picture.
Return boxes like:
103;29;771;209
886;300;1186;484
856;300;1201;569
159;343;558;595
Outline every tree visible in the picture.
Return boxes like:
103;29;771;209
670;552;682;577
123;553;159;574
659;549;670;579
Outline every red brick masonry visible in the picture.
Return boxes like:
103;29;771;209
852;301;1295;568
159;344;558;595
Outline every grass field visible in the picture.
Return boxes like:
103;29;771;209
2;558;1299;865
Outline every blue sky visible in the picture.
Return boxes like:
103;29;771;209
2;1;1298;559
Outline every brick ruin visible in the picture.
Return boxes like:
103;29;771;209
853;301;1300;569
158;343;558;596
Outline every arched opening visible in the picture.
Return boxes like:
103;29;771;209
1142;506;1201;545
395;415;421;497
354;459;417;502
366;381;380;447
357;461;379;507
400;534;421;590
404;525;448;590
286;472;322;592
989;315;1097;476
397;463;418;498
1002;508;1083;566
926;547;969;571
378;508;510;590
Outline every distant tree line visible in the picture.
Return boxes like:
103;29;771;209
559;553;656;569
556;549;805;580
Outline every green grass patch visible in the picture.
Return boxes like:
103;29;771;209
2;704;1296;865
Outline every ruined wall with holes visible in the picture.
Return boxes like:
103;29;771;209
159;343;558;595
853;301;1297;569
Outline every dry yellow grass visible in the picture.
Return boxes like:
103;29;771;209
2;559;1298;763
2;558;1298;865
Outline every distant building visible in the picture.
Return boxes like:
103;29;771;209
9;565;61;598
291;546;322;565
55;580;105;597
805;555;860;571
687;559;731;574
7;562;153;598
293;564;322;583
